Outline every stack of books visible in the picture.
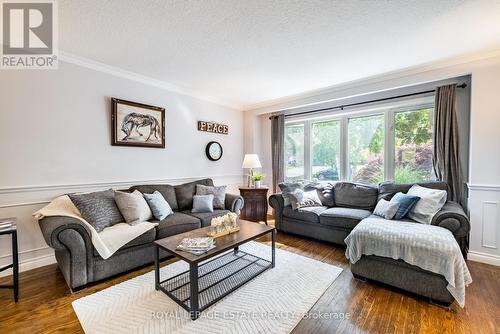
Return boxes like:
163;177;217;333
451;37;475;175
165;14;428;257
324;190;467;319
0;220;14;231
176;237;215;255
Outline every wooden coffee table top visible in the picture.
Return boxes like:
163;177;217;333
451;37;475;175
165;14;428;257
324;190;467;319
154;219;274;264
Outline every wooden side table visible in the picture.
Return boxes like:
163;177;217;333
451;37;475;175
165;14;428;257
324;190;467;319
0;225;19;302
239;187;269;224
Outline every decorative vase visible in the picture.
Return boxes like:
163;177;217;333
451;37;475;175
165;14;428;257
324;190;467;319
254;180;261;188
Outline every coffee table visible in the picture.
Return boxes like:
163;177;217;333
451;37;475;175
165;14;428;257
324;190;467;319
154;220;275;320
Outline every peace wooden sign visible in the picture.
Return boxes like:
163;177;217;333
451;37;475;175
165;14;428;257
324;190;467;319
197;121;229;135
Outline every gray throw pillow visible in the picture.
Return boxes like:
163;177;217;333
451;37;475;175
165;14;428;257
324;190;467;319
68;189;124;232
289;189;323;210
192;194;214;213
196;184;226;209
114;190;153;225
373;199;400;220
319;183;335;207
279;181;320;207
278;182;303;207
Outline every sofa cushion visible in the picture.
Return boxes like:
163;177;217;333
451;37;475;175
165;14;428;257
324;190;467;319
183;209;229;227
143;191;173;220
93;227;156;257
334;182;378;210
114;190;153;225
155;212;201;239
191;194;214;213
373;199;400;220
279;182;304;207
319;207;372;229
289;189;323;210
68;189;124;232
390;192;420;220
406;184;447;224
175;179;214;211
282;206;328;223
130;184;179;211
378;181;449;202
196;184;226;209
318;183;335;207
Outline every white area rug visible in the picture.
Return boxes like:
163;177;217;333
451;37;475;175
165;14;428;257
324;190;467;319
72;241;342;334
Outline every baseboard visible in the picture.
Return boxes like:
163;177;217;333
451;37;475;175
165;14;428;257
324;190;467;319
0;253;56;278
467;251;500;266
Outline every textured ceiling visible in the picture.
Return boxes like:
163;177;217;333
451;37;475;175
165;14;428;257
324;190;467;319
59;0;500;108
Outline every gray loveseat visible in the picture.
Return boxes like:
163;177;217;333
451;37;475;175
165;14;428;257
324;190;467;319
270;181;470;305
39;178;244;291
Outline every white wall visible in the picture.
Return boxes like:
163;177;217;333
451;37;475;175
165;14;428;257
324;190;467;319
244;51;500;266
0;60;244;275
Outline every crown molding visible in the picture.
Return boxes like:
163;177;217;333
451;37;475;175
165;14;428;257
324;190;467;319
243;48;500;113
59;51;241;111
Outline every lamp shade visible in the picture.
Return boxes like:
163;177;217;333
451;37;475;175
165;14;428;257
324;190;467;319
242;154;262;169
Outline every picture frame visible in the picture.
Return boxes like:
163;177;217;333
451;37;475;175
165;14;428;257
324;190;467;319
111;98;165;148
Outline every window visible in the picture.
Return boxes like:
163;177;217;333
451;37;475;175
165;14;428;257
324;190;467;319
348;114;384;184
285;123;305;181
283;97;435;185
394;108;434;183
311;120;340;181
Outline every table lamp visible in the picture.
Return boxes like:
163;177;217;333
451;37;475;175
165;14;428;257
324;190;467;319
242;154;262;187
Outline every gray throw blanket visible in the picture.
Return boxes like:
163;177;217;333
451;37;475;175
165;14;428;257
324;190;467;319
345;216;472;307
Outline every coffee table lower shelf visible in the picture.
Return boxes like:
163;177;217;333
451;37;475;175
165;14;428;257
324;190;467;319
155;249;273;319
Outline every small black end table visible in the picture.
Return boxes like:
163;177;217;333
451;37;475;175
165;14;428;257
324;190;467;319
0;225;19;302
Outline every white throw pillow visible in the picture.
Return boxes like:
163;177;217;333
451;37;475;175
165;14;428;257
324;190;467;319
406;185;447;224
290;189;323;210
373;199;400;220
114;190;153;225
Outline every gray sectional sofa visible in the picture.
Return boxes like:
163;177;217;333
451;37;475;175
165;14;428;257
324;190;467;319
270;181;469;256
39;178;244;291
270;181;470;305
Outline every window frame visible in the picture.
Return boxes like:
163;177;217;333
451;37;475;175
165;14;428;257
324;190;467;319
283;97;435;184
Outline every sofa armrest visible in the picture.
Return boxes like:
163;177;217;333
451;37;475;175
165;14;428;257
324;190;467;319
38;216;93;289
269;194;285;229
225;193;244;214
39;216;92;250
431;201;470;256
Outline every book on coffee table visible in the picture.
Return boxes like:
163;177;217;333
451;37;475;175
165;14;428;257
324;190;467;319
176;237;216;255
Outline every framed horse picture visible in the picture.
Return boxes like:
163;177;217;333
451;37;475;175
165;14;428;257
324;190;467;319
111;98;165;148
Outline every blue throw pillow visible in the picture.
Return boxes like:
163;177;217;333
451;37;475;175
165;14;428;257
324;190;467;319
143;191;173;220
390;192;420;220
192;194;214;213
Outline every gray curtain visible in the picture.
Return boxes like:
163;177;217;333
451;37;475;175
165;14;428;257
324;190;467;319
271;114;285;193
433;84;463;204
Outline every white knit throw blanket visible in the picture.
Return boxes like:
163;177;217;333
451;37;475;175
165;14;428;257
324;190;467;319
34;195;158;259
345;216;472;307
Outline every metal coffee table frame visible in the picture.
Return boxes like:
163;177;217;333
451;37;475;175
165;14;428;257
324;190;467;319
154;228;275;320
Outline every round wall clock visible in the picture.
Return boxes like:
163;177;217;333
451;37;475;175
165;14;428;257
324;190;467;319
206;141;223;161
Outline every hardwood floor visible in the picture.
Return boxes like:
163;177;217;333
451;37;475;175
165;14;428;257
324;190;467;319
1;222;499;334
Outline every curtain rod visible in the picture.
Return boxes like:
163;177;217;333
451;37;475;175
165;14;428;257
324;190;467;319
269;83;467;119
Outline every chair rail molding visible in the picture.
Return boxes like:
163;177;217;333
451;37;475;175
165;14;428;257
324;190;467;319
0;174;245;208
467;184;500;191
